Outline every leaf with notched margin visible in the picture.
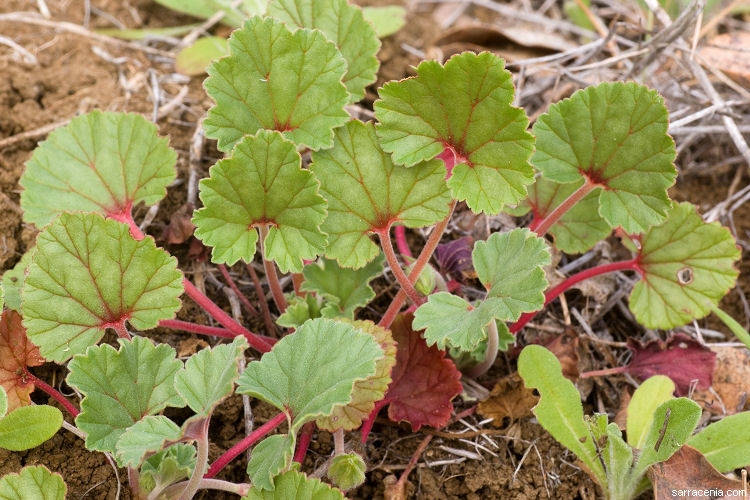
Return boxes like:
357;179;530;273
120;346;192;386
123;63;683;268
0;465;66;500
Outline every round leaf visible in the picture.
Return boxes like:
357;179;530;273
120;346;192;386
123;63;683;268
327;452;366;490
630;202;741;329
115;415;182;467
203;16;349;152
311;120;451;268
267;0;380;102
532;82;677;234
20;111;176;228
374;51;534;214
22;213;184;362
0;466;66;500
193;130;327;272
0;405;62;451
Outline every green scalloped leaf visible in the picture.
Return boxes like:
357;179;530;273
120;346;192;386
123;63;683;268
140;443;196;494
237;318;383;433
1;250;33;312
327;452;366;490
67;336;185;454
316;320;396;431
0;405;62;451
276;294;321;328
20;110;176;229
518;345;606;486
115;415;182;467
175;336;247;421
247;433;295;491
374;51;534;214
193;130;327;272
413;229;549;351
532;82;677;234
300;253;385;319
311;120;451;268
524;176;611;253
0;466;66;500
267;0;380;103
243;470;344;500
203;16;349;152
22;213;184;363
630;202;741;329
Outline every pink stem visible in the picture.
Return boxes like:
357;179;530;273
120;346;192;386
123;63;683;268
532;179;596;238
24;368;80;417
183;279;273;353
258;226;288;314
510;259;641;333
246;264;278;336
292;273;306;297
360;399;389;443
293;422;314;464
377;228;423;306
394;226;412;258
218;264;259;315
159;319;277;345
112;321;131;339
579;366;628;378
204;412;287;478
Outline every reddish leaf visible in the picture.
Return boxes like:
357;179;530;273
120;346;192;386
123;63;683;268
648;445;743;500
434;236;476;284
384;313;462;431
0;310;44;412
625;334;715;396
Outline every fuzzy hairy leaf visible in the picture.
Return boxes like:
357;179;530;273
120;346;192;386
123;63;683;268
524;176;611;253
67;336;185;454
518;345;606;486
1;251;32;312
0;405;62;451
203;16;349;152
246;433;294;491
237;318;383;432
630;202;741;329
141;443;196;494
193;131;327;272
375;52;534;214
327;452;366;490
115;415;182;467
0;310;44;412
267;0;380;102
532;82;676;234
23;213;184;362
0;466;66;500
413;293;501;351
385;314;462;431
20;111;176;228
311;120;451;268
627;375;675;450
175;336;247;421
316;320;396;431
687;412;750;472
243;470;344;500
300;254;385;318
276;294;321;329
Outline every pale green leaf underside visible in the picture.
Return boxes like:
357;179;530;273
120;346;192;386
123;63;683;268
204;16;349;152
244;470;344;500
524;176;611;254
276;294;320;328
23;213;184;363
473;228;550;312
300;253;385;318
312;120;451;268
630;202;741;329
267;0;380;103
0;405;62;451
626;375;675;450
115;415;182;467
0;466;66;500
236;318;383;433
0;250;32;312
175;336;247;418
141;443;196;493
67;336;185;454
193;130;327;272
532;81;677;234
374;51;534;214
687;412;750;472
246;433;294;491
518;345;606;485
20;110;176;229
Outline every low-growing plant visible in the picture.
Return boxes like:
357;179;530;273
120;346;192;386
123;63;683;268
0;0;746;497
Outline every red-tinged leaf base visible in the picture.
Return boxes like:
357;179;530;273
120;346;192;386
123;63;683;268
625;333;715;396
383;313;462;431
0;310;44;412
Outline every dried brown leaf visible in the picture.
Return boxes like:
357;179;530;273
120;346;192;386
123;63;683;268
698;32;750;87
694;346;750;415
477;372;538;429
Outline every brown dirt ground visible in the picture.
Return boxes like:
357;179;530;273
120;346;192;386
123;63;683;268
0;0;748;499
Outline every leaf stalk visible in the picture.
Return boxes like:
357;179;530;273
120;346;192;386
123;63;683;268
532;178;597;238
23;367;80;417
377;228;423;307
178;417;211;500
259;225;288;314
